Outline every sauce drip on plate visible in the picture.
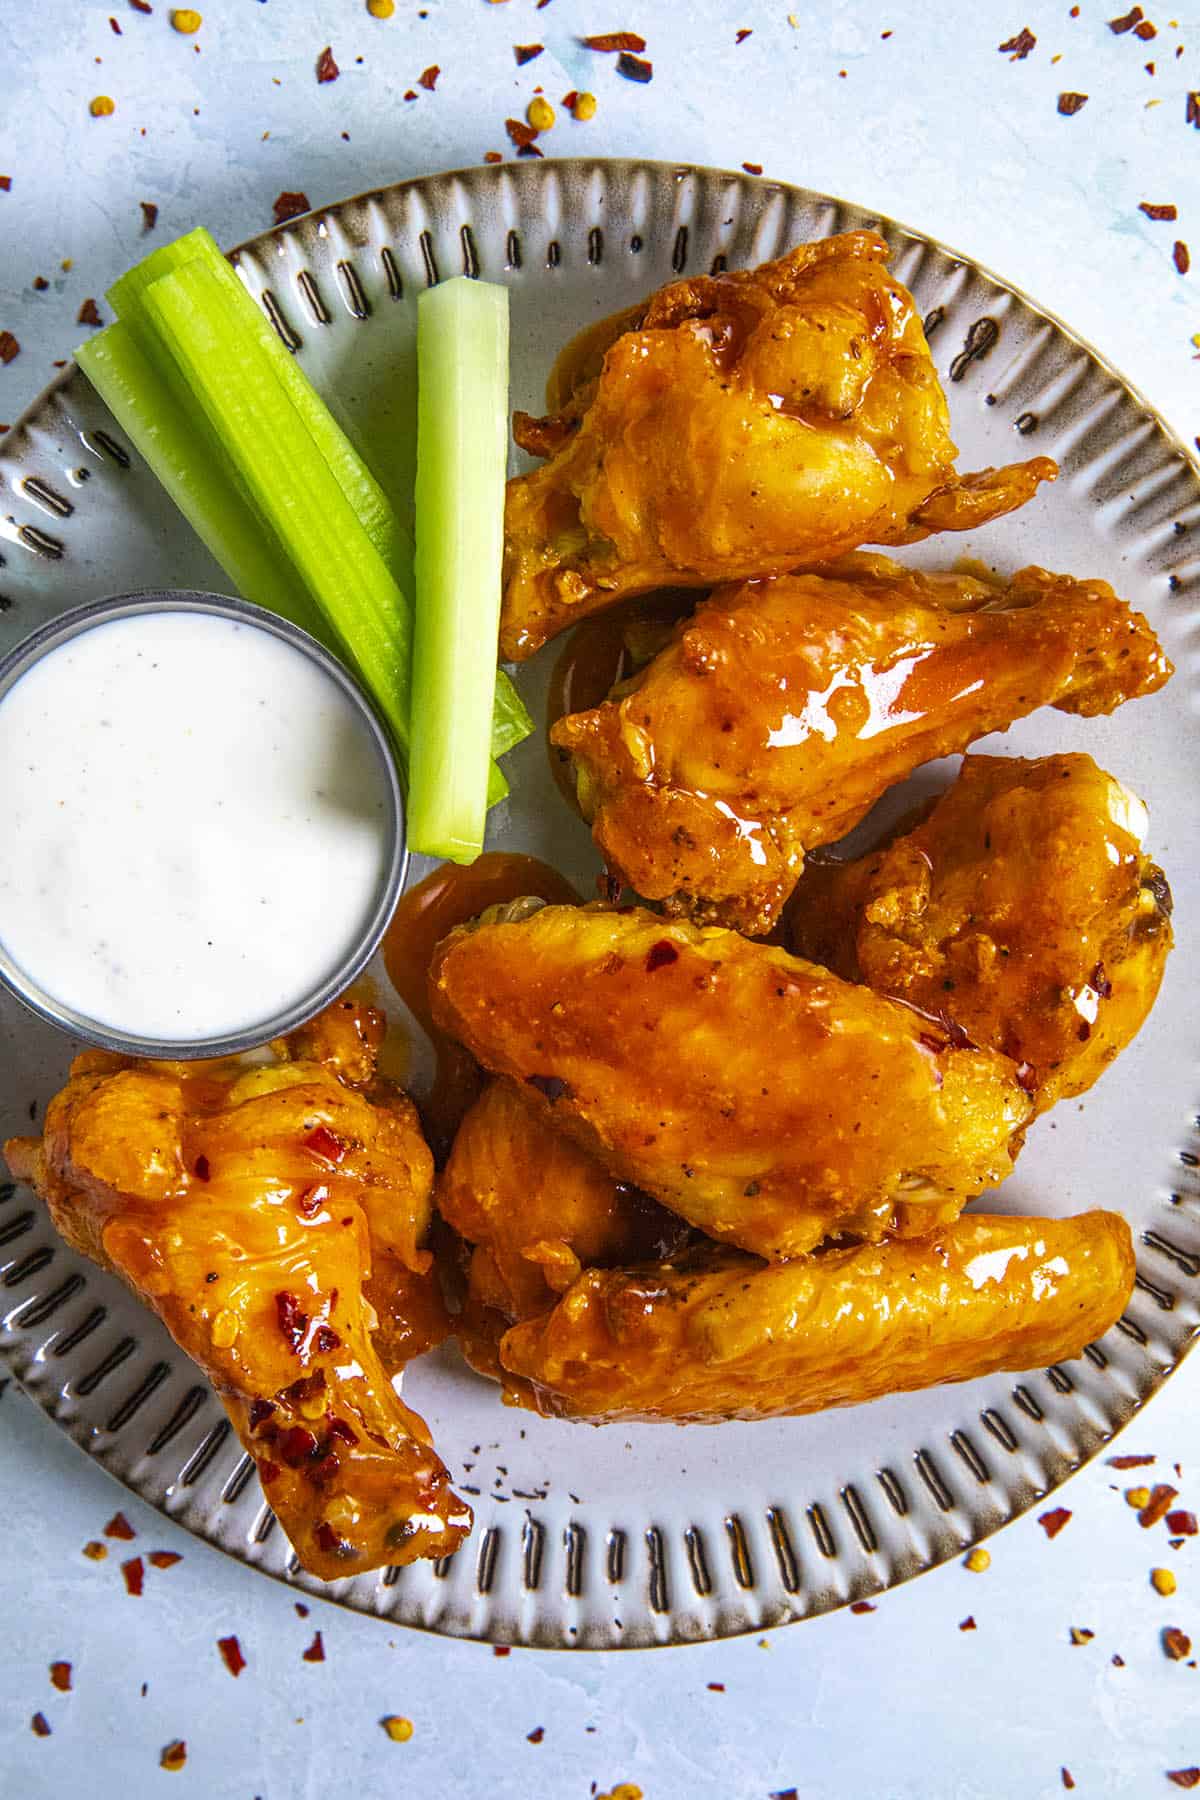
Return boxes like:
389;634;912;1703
383;853;580;1154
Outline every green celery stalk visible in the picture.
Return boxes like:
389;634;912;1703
74;321;328;642
407;277;510;862
139;258;415;753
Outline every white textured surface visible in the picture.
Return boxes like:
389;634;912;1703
2;1;1199;1794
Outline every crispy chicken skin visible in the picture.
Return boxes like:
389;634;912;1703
499;1211;1135;1424
501;231;1056;658
437;1077;689;1378
4;1003;469;1582
786;753;1174;1114
553;557;1172;937
429;904;1033;1261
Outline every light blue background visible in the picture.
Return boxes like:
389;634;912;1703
2;3;1199;1795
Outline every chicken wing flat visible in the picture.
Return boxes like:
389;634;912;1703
437;1077;689;1377
430;904;1033;1260
5;1007;470;1582
499;1211;1134;1424
786;753;1173;1114
501;231;1056;658
553;557;1172;937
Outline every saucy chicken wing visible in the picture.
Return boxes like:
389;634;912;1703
553;557;1172;937
501;231;1056;658
786;753;1174;1114
4;1004;470;1582
430;904;1033;1260
437;1077;689;1377
499;1211;1134;1423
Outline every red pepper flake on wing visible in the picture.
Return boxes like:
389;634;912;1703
140;200;158;231
1162;1625;1192;1660
31;1712;51;1738
1140;201;1178;219
105;1511;136;1540
515;43;543;63
148;1551;182;1569
1109;4;1145;30
273;191;311;225
316;45;339;84
582;31;646;52
1174;240;1190;274
1140;1484;1180;1527
217;1634;246;1677
1038;1507;1072;1540
1057;91;1088;114
998;27;1037;59
617;51;653;82
160;1740;187;1772
276;1290;310;1352
49;1660;72;1691
304;1124;345;1164
645;940;679;973
302;1630;326;1662
0;330;21;365
122;1556;145;1596
418;64;440;89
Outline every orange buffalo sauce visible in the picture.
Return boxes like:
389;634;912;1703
383;853;580;1154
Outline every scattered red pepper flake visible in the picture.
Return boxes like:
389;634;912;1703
1070;3;1079;12
493;1645;511;1656
505;116;539;148
302;1630;326;1662
49;1661;72;1691
110;15;123;31
527;1727;545;1743
1112;1652;1126;1666
1163;1626;1192;1660
304;1125;345;1164
82;1540;107;1561
1109;4;1145;30
1109;1453;1156;1468
960;1616;977;1630
582;31;646;52
148;1551;182;1569
419;63;440;89
645;940;679;973
403;90;418;101
1141;1484;1180;1527
484;150;503;163
707;1680;726;1691
1189;92;1200;127
1174;240;1190;274
140;200;158;231
122;1556;145;1596
0;331;21;365
1167;1510;1197;1535
295;1602;310;1617
31;1712;51;1738
0;177;10;191
849;1600;876;1614
742;161;763;175
736;28;753;42
514;43;543;63
316;45;339;84
160;1740;187;1772
1140;201;1178;219
105;1511;136;1540
998;27;1037;59
1134;17;1157;36
129;0;152;9
1069;1626;1094;1645
276;1291;309;1352
1167;1772;1200;1790
1057;91;1088;113
217;1634;246;1677
617;51;653;81
273;191;311;225
1062;1773;1076;1793
1039;1507;1072;1539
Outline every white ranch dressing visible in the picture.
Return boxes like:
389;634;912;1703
0;611;393;1043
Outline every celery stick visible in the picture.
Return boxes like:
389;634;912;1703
75;322;328;642
140;260;415;753
407;278;510;862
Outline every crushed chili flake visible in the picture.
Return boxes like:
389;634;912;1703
217;1634;246;1677
276;1291;309;1352
148;1551;182;1569
527;1726;545;1743
707;1680;726;1691
49;1661;72;1691
1112;1652;1126;1666
1140;201;1178;219
110;15;123;31
849;1600;876;1614
1163;1625;1192;1660
160;1740;187;1772
1057;91;1088;113
129;0;152;10
313;1323;341;1353
248;1397;275;1432
506;116;539;149
273;191;310;225
316;45;339;83
31;1713;51;1738
1109;3;1146;29
583;31;646;52
1039;1506;1072;1539
419;64;440;89
1062;1774;1076;1793
1135;17;1157;35
742;161;763;175
0;331;21;365
0;177;10;191
959;1616;977;1631
302;1630;326;1662
736;27;752;42
82;1540;108;1560
304;1125;345;1163
1167;1773;1200;1790
1109;1453;1156;1468
1140;1484;1180;1527
122;1556;145;1596
645;940;679;973
295;1602;310;1617
494;1645;511;1656
403;90;418;101
515;43;543;63
1166;1510;1197;1535
617;51;653;81
484;150;503;163
1189;92;1200;126
105;1511;136;1540
140;200;158;231
1175;240;1190;274
193;1153;210;1182
998;27;1037;58
74;297;101;328
1069;1626;1094;1645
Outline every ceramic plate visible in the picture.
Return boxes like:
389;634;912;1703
2;159;1198;1649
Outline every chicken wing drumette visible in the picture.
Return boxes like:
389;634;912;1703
502;231;1056;658
430;904;1033;1261
5;1001;469;1582
437;1077;689;1378
500;1211;1134;1424
785;753;1173;1113
553;557;1172;937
